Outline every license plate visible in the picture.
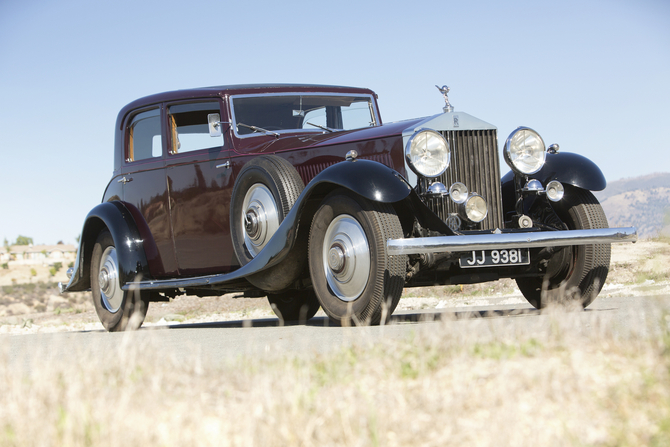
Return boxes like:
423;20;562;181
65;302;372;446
459;248;530;268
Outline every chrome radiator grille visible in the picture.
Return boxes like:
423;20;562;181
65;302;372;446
419;129;504;231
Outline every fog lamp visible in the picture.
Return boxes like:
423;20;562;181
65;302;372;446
459;193;488;223
449;182;468;204
546;180;564;202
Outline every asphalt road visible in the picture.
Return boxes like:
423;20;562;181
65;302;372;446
3;294;669;372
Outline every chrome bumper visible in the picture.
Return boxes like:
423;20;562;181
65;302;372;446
387;227;637;256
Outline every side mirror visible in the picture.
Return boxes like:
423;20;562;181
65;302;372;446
208;113;222;137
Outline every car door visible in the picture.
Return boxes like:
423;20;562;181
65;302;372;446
164;99;238;275
121;106;179;277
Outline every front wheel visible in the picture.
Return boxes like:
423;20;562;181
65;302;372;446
308;190;406;325
90;230;151;331
516;187;611;309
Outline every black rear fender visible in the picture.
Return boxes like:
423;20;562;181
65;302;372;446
61;202;150;292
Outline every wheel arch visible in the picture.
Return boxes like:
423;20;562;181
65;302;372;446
292;159;418;241
60;201;150;292
501;152;607;217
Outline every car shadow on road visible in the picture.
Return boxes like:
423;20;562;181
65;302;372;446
157;307;551;330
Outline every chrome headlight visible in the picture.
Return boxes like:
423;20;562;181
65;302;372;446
504;127;546;175
448;182;468;204
546;180;564;202
459;193;488;223
405;129;450;178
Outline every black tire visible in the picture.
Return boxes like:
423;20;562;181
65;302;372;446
267;289;320;323
308;190;406;325
516;187;611;309
230;155;304;265
90;230;150;331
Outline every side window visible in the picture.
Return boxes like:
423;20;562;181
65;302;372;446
128;108;162;162
168;102;223;154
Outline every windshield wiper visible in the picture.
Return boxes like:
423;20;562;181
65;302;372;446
237;122;279;138
306;122;335;133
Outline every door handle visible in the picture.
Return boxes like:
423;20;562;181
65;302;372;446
117;176;133;184
216;161;230;169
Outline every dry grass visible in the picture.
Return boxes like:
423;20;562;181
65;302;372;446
2;305;670;446
1;240;670;445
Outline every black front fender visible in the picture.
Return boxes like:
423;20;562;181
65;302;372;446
307;158;414;203
534;152;606;191
501;151;607;217
60;201;150;292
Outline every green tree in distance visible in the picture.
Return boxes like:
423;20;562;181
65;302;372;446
15;235;33;246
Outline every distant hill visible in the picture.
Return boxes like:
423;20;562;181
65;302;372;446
594;173;670;239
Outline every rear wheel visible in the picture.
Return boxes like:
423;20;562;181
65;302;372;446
308;190;406;325
516;187;611;309
267;289;320;323
90;230;150;331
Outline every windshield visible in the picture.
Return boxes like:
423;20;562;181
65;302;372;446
231;94;377;137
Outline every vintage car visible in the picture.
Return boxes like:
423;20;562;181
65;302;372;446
59;83;637;331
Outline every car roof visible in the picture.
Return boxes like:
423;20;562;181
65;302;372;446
118;84;377;119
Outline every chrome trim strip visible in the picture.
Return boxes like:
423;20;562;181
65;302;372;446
387;227;638;256
124;274;222;291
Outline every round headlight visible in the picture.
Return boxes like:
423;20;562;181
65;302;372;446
460;193;488;223
504;127;546;175
405;129;450;178
449;182;468;204
546;180;564;202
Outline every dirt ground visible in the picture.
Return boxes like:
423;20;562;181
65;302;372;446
1;238;668;333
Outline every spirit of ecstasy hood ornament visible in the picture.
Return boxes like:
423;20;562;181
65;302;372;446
435;85;454;113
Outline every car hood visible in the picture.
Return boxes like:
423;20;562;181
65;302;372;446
232;118;426;154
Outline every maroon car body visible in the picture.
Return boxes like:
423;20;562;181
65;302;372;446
60;84;637;331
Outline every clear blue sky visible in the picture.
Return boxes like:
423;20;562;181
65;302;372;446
1;0;668;245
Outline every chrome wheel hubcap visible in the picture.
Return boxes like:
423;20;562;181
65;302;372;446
322;215;370;302
242;184;279;257
99;246;122;313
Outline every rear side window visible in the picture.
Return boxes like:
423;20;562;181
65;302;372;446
128;108;162;162
168;102;223;154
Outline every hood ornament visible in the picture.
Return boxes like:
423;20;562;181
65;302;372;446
435;85;454;113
